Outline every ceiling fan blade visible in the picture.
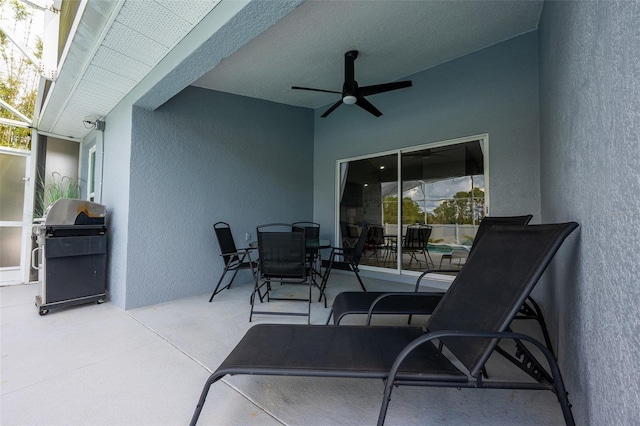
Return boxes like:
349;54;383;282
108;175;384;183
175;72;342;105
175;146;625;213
344;50;358;83
358;80;412;97
321;99;343;118
355;97;382;117
292;86;341;94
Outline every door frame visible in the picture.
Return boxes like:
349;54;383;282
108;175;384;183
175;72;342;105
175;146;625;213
0;146;35;284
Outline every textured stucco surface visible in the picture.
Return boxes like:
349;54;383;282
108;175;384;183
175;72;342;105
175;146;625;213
539;1;640;424
126;87;313;309
314;32;541;280
100;104;133;309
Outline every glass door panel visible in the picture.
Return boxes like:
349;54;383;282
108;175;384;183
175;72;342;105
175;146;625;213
0;151;29;282
339;153;398;268
400;141;485;273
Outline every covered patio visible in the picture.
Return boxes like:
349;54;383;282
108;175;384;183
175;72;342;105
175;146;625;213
2;0;639;424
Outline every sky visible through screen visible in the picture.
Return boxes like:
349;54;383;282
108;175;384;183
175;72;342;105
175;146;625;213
397;175;485;214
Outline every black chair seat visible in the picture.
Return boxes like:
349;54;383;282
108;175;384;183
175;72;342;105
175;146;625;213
218;324;466;382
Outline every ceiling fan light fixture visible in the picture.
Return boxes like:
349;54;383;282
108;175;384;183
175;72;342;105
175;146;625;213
343;95;357;105
292;50;412;117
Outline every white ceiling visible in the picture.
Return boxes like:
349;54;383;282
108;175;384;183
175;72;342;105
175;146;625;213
192;0;543;110
37;0;220;139
38;0;542;139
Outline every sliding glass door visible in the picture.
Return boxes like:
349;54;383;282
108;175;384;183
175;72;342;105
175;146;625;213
338;136;487;276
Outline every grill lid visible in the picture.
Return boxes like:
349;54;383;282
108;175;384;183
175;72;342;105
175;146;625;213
44;199;106;226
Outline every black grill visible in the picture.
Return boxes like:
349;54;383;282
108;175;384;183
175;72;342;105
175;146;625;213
33;199;107;315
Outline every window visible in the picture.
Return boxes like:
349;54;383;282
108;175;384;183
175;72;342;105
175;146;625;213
337;135;487;277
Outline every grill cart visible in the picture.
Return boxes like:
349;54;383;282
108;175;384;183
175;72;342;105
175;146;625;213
32;199;107;315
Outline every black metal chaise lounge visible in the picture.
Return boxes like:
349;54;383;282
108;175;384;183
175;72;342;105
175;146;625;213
327;215;558;352
326;216;538;331
190;222;578;425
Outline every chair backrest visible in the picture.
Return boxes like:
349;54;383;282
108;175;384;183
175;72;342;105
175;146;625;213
292;221;320;246
367;225;385;246
344;224;369;266
469;215;533;254
426;222;579;378
213;222;240;266
403;225;431;250
257;223;307;279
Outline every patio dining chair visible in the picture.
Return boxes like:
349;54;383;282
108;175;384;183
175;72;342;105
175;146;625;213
402;224;434;269
250;223;314;323
190;222;579;426
319;224;369;296
364;225;387;266
208;222;258;303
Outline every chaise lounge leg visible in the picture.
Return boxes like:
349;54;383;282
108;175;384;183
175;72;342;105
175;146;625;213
524;296;554;355
377;379;395;426
190;373;225;426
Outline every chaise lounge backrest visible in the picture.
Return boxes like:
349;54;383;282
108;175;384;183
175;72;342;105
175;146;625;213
427;223;579;378
469;215;534;254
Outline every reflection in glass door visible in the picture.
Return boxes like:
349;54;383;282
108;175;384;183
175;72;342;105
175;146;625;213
337;137;486;276
400;141;485;272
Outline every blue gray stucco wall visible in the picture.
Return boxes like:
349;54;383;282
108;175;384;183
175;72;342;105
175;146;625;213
539;1;640;424
125;87;314;309
101;103;133;309
314;32;541;276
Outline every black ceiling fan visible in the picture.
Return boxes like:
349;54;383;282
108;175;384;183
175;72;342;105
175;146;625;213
292;50;412;118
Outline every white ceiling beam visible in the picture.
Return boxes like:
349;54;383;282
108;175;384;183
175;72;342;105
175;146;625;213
0;23;41;69
0;98;33;125
0;117;31;128
34;129;81;142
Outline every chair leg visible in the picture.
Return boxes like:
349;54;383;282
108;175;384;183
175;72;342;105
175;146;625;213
307;277;312;324
209;268;230;302
250;278;269;322
319;255;335;297
378;377;395;426
352;267;367;292
325;307;334;325
522;296;555;355
424;249;434;268
190;372;225;426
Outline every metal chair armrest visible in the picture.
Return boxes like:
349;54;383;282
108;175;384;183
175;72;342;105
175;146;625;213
365;292;445;325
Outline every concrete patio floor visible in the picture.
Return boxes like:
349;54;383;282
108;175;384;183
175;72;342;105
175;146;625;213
1;273;567;425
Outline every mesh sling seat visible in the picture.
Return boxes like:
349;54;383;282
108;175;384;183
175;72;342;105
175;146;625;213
190;222;579;426
250;223;314;323
319;224;369;295
209;222;258;302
